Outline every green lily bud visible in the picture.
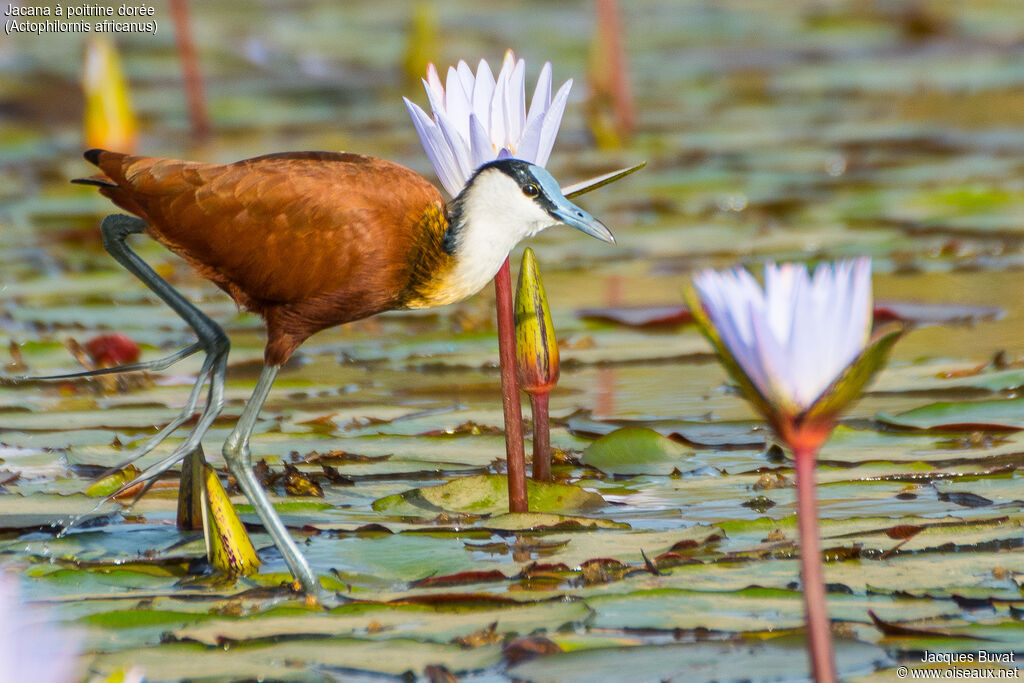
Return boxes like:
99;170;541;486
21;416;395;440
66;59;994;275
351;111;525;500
514;248;560;395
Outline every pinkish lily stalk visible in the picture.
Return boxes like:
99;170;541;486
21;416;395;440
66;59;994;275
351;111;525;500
689;258;901;683
405;51;572;513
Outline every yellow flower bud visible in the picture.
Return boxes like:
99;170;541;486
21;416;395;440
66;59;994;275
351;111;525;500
202;463;260;577
83;37;138;152
515;248;560;395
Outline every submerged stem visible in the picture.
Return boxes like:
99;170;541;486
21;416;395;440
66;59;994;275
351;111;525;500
794;446;837;683
495;257;528;512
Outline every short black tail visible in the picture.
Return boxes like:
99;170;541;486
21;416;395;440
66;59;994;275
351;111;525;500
84;148;105;165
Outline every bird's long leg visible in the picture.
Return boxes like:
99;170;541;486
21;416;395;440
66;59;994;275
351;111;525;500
98;214;230;474
222;363;320;596
99;351;214;477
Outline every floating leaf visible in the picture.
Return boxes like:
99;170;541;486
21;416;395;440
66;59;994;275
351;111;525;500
878;398;1024;431
582;427;694;476
371;475;606;516
85;465;140;498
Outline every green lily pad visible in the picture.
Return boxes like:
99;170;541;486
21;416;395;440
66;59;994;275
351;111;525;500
371;475;606;516
581;427;695;476
479;512;629;531
877;397;1024;431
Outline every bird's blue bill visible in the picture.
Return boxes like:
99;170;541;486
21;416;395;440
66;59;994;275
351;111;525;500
531;164;617;244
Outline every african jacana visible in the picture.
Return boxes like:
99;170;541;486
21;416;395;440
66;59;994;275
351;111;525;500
67;148;613;595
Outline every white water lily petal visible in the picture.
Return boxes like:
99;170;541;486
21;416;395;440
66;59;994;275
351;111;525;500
445;66;472;142
432;106;474;184
526;62;553;129
693;258;874;413
533;78;572;167
407;53;572;197
516;113;547;164
456;60;475;101
489;61;511;151
472;59;496;124
469;112;496;168
0;576;82;683
403;98;464;197
508;57;527;146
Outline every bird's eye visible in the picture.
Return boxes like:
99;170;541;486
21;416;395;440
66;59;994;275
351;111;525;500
523;184;540;198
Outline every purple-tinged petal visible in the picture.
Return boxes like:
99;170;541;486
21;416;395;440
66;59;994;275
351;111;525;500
516;114;546;164
490;63;511;149
532;78;572;166
526;61;553;129
507;57;527;145
0;576;82;683
422;77;447;121
749;301;807;411
404;97;464;197
469;112;496;168
497;147;513;160
456;60;475;99
432;106;474;186
445;66;472;141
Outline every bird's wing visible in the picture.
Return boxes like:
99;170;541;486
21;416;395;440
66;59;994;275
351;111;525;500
83;150;446;312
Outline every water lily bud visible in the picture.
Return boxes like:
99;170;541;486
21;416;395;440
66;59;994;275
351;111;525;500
515;248;560;395
83;37;138;152
202;463;260;577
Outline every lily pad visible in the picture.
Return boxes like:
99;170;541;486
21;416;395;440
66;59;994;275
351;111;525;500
581;427;695;476
877;398;1024;431
371;475;606;516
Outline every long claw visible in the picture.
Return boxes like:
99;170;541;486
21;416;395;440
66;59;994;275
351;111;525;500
13;342;202;382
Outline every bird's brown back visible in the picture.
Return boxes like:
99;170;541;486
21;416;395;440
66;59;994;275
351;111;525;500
81;149;450;364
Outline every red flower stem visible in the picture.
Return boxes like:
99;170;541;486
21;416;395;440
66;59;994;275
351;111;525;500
530;391;551;482
494;257;528;512
170;0;211;143
794;445;837;683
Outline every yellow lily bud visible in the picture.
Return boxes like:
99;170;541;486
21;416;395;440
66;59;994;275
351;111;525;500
201;463;260;577
83;37;138;152
402;2;438;86
515;248;560;395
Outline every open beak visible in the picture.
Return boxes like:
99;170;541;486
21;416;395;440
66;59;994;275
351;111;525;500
549;198;616;244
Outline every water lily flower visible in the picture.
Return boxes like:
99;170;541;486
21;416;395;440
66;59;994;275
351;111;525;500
404;50;572;197
689;258;900;454
0;574;82;683
687;258;902;683
404;52;573;513
515;248;559;481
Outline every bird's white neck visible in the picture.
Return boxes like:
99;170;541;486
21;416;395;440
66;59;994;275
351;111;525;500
416;171;553;306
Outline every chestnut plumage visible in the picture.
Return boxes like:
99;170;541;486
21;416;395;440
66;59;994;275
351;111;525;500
76;150;451;365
